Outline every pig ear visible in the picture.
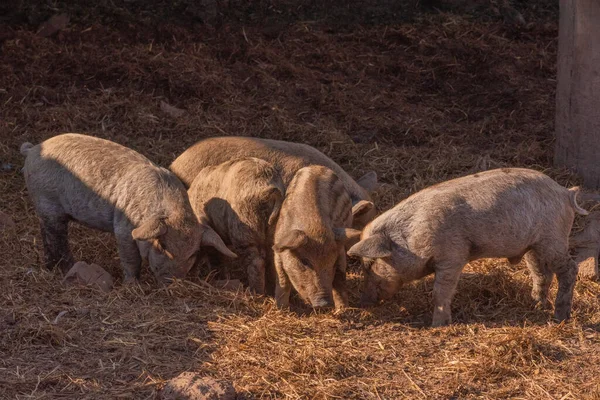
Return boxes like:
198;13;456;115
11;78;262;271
132;218;167;241
357;171;379;192
200;226;237;258
352;200;374;219
347;234;392;258
333;228;362;247
273;229;308;252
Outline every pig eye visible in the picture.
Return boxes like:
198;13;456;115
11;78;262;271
300;258;312;268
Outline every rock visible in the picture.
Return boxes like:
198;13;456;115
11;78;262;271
500;4;526;27
0;211;16;232
160;101;186;118
37;14;70;38
62;262;113;292
212;279;243;292
161;373;236;400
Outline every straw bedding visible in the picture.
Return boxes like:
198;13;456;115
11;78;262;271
1;0;599;398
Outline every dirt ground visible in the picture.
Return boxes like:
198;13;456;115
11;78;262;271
1;0;600;398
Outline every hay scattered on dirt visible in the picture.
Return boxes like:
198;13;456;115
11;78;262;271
1;1;600;398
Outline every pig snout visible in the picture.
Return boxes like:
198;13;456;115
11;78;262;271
360;290;378;307
311;294;334;309
360;272;380;307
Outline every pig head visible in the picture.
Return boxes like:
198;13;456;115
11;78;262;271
272;166;361;309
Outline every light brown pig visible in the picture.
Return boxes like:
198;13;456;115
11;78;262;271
348;168;587;326
272;165;361;309
21;133;235;284
188;158;285;294
169;136;377;229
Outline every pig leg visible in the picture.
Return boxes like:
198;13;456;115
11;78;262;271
332;248;349;309
39;213;74;273
273;255;291;308
244;247;266;295
524;250;552;309
431;262;464;327
115;231;142;283
552;256;577;322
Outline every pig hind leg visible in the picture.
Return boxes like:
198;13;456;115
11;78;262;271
553;257;577;321
39;213;74;273
529;240;577;321
431;260;465;327
524;249;553;309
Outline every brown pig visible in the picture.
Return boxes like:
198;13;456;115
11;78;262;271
188;158;285;294
169;136;377;229
347;168;587;326
21;133;235;284
272;165;361;309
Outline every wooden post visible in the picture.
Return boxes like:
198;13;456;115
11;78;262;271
555;0;600;189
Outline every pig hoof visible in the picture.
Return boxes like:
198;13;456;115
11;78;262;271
431;314;452;327
533;300;551;311
553;309;571;322
275;299;290;309
123;277;140;285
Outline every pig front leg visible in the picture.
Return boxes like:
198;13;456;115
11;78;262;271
332;248;349;309
243;246;266;295
39;214;74;273
431;262;463;327
115;230;142;283
273;254;291;308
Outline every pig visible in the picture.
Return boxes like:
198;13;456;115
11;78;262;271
272;165;361;309
187;158;285;294
347;168;587;327
21;133;236;284
169;136;377;229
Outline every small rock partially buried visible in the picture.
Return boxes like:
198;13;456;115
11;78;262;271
37;13;70;37
161;373;236;400
62;261;113;293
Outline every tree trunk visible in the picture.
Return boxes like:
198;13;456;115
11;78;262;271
555;0;600;189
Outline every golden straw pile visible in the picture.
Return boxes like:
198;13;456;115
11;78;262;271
1;1;599;398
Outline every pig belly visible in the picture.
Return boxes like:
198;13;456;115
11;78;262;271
58;193;116;233
467;230;535;262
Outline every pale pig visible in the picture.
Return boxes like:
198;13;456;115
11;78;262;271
21;133;235;283
169;136;377;229
348;168;586;326
273;165;361;309
188;158;285;294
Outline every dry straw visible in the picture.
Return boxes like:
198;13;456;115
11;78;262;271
1;1;599;398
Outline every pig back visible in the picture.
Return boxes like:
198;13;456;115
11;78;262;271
23;133;189;228
170;136;370;204
188;158;285;248
383;168;575;258
277;165;354;234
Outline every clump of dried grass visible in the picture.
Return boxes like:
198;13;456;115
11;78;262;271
2;0;600;398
